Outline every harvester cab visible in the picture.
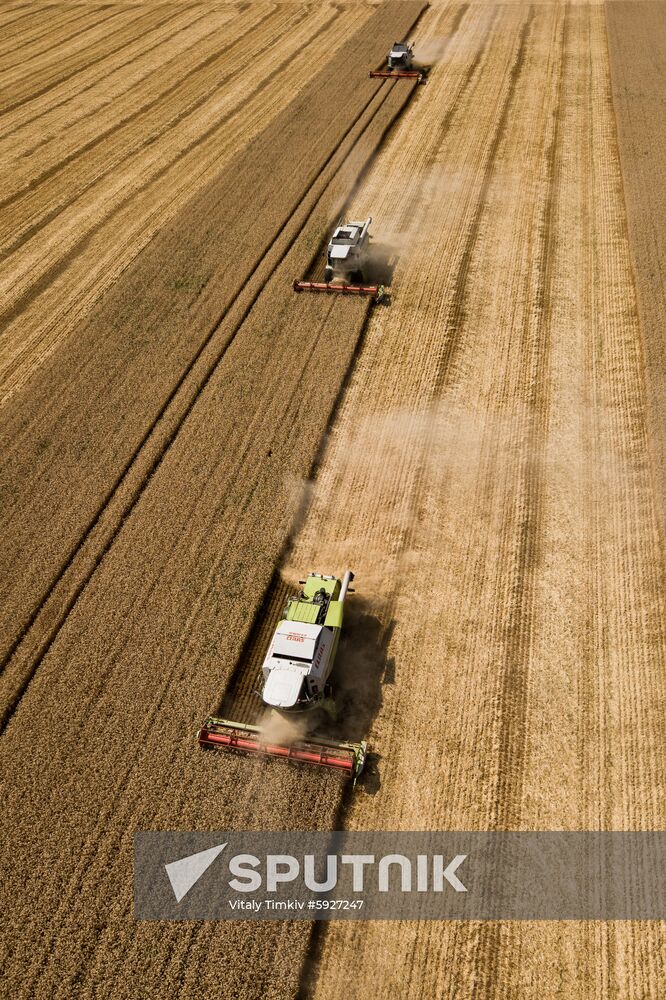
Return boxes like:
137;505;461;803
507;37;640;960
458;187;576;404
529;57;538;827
293;218;386;303
197;570;369;782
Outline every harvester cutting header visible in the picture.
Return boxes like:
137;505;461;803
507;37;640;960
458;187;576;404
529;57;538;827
198;570;368;782
370;41;425;82
294;217;386;303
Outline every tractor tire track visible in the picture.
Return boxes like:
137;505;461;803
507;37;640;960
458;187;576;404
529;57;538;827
431;8;535;397
491;0;566;831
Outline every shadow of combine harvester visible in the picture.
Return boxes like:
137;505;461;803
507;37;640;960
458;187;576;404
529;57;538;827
198;574;394;791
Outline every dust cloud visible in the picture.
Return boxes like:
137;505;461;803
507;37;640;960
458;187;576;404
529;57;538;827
282;393;638;603
414;36;451;66
258;709;312;746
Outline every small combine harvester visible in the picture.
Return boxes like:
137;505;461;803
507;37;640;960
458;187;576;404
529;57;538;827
370;41;425;82
198;570;368;782
293;217;386;303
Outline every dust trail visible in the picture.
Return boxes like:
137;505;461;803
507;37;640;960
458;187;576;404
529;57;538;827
283;396;639;600
414;36;451;66
351;165;524;284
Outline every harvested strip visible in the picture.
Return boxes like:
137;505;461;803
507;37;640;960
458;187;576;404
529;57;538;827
0;2;210;139
606;1;666;548
0;2;283;249
0;4;234;160
0;6;47;33
0;4;177;114
0;3;373;398
0;5;116;71
0;4;93;59
302;3;666;998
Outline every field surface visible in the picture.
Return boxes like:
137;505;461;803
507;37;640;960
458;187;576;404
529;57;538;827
2;2;666;998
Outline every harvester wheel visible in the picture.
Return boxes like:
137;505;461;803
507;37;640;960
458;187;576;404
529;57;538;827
324;266;333;283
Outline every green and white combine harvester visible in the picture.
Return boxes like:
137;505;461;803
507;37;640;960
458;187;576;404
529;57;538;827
198;571;368;782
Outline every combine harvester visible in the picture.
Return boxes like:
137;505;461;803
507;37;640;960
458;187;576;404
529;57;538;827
370;41;425;82
198;571;368;783
293;217;386;303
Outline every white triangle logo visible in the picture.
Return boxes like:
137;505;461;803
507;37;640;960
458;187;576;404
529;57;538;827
165;843;227;903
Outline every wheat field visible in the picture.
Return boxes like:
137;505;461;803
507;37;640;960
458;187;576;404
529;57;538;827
1;2;665;997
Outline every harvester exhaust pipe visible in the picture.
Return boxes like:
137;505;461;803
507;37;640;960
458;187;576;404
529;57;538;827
339;570;354;602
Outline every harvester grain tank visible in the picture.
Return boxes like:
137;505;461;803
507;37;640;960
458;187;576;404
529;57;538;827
198;570;368;782
293;217;386;303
